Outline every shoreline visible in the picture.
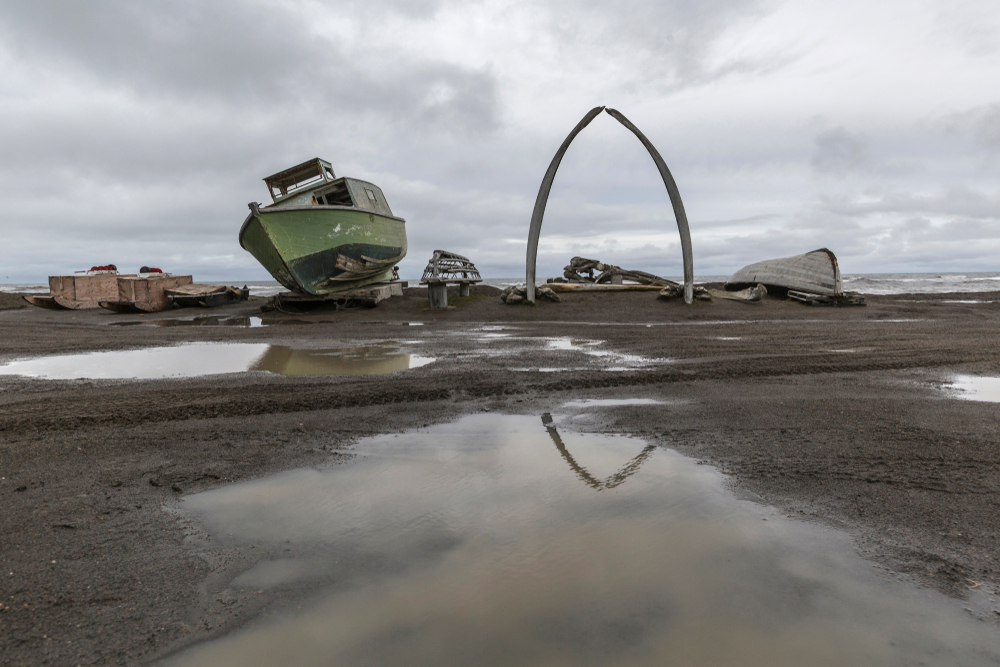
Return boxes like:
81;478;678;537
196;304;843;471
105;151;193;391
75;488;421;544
2;286;1000;664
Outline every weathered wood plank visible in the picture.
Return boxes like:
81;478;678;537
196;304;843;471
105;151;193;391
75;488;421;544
546;283;665;293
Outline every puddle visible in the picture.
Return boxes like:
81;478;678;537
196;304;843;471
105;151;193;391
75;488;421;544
0;344;435;379
459;334;668;371
166;414;1000;666
945;376;1000;402
905;300;994;304
562;398;666;407
512;366;659;373
545;337;668;369
108;316;316;328
512;367;576;372
547;337;601;350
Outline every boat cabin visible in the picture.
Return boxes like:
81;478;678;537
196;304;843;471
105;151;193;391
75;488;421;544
262;157;394;217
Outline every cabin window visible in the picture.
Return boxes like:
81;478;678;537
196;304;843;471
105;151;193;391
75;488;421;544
365;188;377;202
316;181;354;207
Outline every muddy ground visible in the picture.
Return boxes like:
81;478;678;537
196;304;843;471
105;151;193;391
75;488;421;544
2;285;1000;665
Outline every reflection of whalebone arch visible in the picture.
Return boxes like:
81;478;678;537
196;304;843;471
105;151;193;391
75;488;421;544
541;414;657;490
525;106;695;304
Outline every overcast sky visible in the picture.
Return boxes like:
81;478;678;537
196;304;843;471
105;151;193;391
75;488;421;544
1;0;998;282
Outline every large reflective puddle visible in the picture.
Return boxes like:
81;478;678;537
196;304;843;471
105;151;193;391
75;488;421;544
165;414;1000;666
110;316;269;328
947;376;1000;403
0;344;435;379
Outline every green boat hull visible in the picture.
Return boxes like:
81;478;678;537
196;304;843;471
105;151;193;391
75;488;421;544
239;206;407;295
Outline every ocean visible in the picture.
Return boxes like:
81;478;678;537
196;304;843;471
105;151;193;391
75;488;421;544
484;273;1000;295
3;272;1000;298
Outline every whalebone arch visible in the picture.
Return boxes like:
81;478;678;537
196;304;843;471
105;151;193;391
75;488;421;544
524;107;694;304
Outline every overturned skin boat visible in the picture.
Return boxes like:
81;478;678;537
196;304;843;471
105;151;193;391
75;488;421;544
239;158;407;296
726;248;843;296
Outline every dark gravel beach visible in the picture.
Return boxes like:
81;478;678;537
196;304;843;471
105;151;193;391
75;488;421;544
2;285;1000;664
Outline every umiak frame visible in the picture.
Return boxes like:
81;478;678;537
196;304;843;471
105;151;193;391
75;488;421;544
524;106;694;304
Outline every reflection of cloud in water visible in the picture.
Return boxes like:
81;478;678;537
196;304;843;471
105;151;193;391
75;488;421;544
249;346;434;376
171;415;1000;667
945;375;1000;403
562;398;668;408
0;344;435;379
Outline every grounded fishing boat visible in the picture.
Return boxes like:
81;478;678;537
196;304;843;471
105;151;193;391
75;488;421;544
239;158;407;296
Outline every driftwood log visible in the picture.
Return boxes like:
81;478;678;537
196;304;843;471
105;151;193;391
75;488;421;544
557;257;678;287
729;284;767;302
500;285;560;305
659;284;712;301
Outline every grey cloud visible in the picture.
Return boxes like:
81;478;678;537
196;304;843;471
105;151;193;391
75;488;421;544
563;0;781;83
935;104;1000;153
0;0;501;264
819;186;1000;219
0;1;499;131
686;209;1000;277
1;0;998;284
933;2;1000;58
811;127;870;175
973;105;1000;150
0;1;322;100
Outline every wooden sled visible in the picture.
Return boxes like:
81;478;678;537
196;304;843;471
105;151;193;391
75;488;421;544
99;275;194;313
24;274;132;310
166;284;250;308
23;295;64;310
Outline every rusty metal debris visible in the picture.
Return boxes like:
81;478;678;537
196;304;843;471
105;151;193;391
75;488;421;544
524;107;694;304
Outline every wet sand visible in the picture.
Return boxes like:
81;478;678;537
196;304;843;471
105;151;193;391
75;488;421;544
2;285;1000;664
